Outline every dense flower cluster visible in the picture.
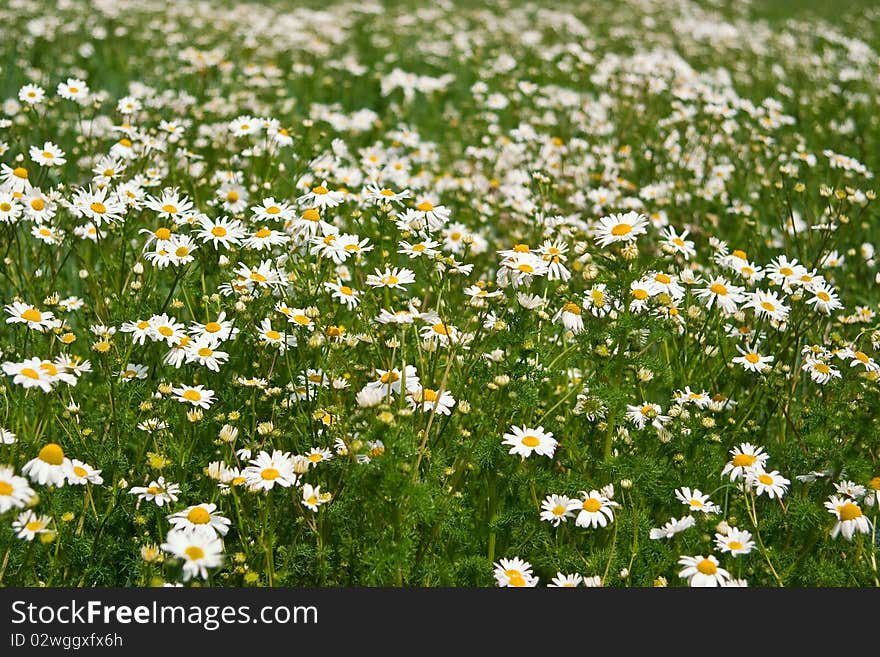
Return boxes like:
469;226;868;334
0;0;878;587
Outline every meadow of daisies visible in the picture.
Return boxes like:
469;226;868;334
0;0;878;588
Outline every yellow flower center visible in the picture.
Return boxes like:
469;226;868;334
582;498;601;513
516;263;534;273
302;208;320;222
696;558;717;575
211;226;228;237
513;244;530;253
204;322;222;333
689;500;704;508
655;273;671;284
158;326;173;337
761;301;775;312
13;167;28;179
814;363;830;374
562;302;581;315
710;283;728;296
380;189;395;196
22;308;42;322
779;267;793;276
40;362;58;376
265;330;281;340
732;250;747;259
312;185;329;195
432;323;451;336
0;202;11;211
632;289;648;300
186;507;211;524
380;371;400;384
26;520;45;532
610;223;632;236
182;389;201;401
817;291;830;302
382;275;400;285
197;347;213;357
732;454;756;467
226;191;239;202
416;201;434;212
854;351;869;363
758;474;774;486
838;503;862;521
307;453;323;463
261;468;280;481
745;353;760;364
307;495;318;505
521;435;540;448
175;246;190;257
0;481;13;496
250;272;267;282
422;389;438;402
20;367;40;380
293;315;310;326
38;443;65;466
552;505;566;516
31;199;45;211
90;201;106;214
728;541;743;550
265;205;281;214
504;570;526;587
184;546;205;561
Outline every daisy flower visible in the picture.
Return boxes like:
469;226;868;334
408;387;456;415
242;450;298;491
592;211;649;247
67;460;103;485
168;503;231;536
12;511;53;541
695;276;745;314
678;554;731;587
502;425;558;459
660;226;696;259
547;573;584;588
746;469;790;499
22;443;73;486
721;443;770;481
195;215;247;248
849;350;880;372
714;527;755;556
732;345;774;373
805;285;843;314
574;489;620;528
56;77;89;103
5;301;56;331
324;280;361;309
304;447;333;467
675;487;720;514
649;515;696;540
539;494;579;527
161;526;224;581
625;402;671;431
0;466;35;513
129;477;181;507
172;384;216;409
825;496;872;541
29;141;66;167
366;266;416;289
301;483;330;512
493;557;539;587
297;180;344;208
801;357;841;385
